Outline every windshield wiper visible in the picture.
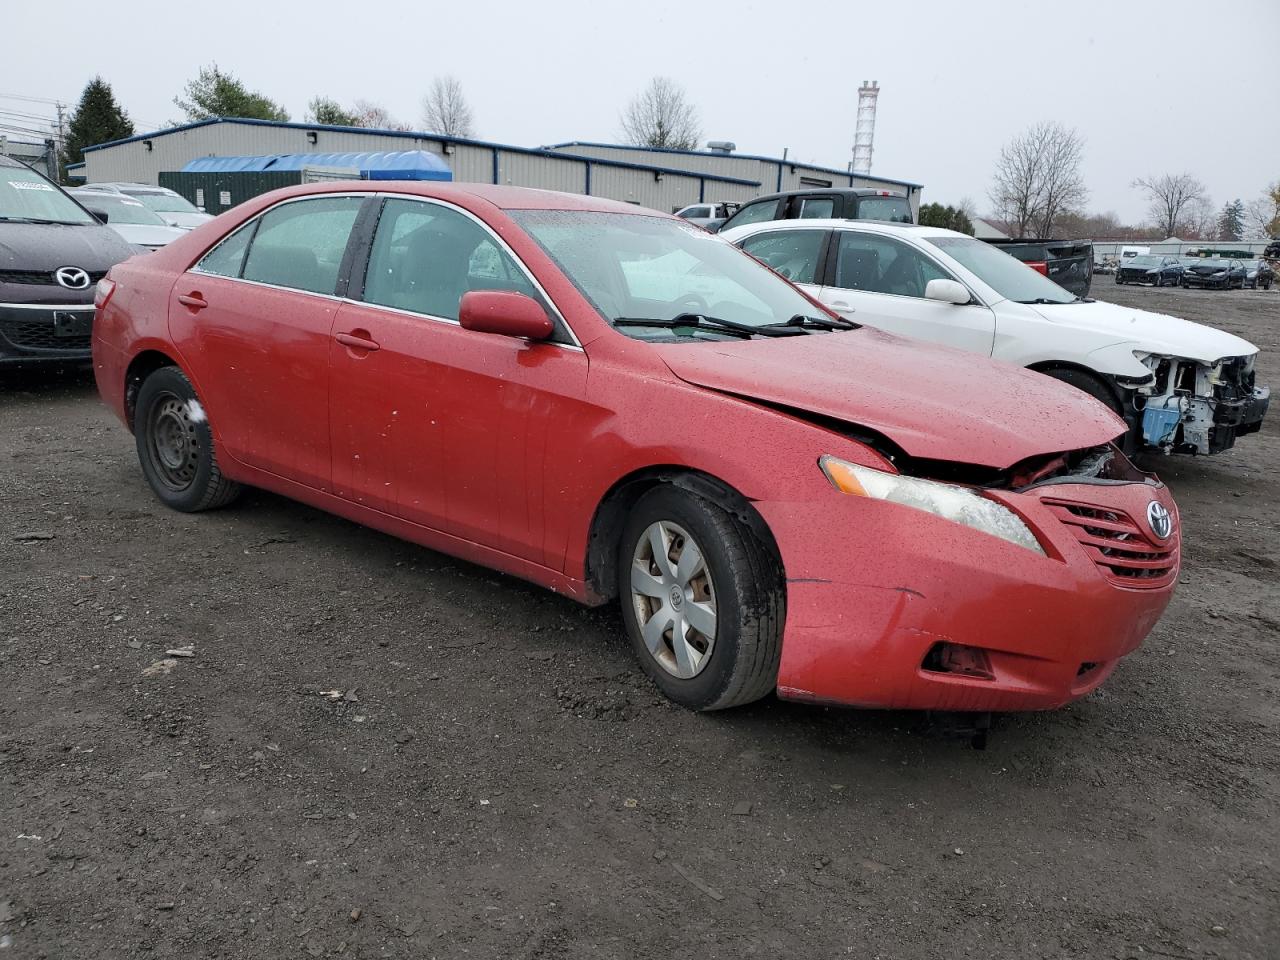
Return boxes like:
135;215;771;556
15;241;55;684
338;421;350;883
763;313;860;332
613;313;799;338
0;216;82;225
1014;297;1074;305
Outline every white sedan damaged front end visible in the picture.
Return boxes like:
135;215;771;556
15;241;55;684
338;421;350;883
1131;352;1269;454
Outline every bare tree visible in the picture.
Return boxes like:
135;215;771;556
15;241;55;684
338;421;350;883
1032;126;1087;238
1132;173;1208;238
421;76;475;138
988;122;1087;238
1182;196;1218;241
620;77;701;150
351;100;410;131
1246;181;1280;239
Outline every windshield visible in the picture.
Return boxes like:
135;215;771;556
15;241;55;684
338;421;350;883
856;196;914;224
126;190;200;214
510;210;824;336
1127;255;1161;267
0;165;95;224
1196;259;1230;268
929;235;1075;304
75;192;168;226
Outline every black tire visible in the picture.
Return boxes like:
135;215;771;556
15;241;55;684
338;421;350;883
134;366;242;512
618;485;783;711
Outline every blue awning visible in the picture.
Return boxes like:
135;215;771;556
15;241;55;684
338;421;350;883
180;150;452;181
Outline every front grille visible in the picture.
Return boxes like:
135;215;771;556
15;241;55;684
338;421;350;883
1043;499;1177;588
0;316;91;351
0;269;107;286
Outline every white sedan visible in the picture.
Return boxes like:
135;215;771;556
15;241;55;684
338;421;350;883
718;219;1269;456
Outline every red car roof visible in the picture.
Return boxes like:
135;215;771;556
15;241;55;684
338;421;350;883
253;180;656;215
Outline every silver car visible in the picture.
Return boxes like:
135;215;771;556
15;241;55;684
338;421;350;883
81;182;213;230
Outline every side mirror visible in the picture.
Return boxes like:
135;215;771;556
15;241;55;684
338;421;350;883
88;208;109;224
924;278;970;305
459;290;554;341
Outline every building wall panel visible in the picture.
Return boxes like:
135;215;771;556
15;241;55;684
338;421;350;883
80;121;920;217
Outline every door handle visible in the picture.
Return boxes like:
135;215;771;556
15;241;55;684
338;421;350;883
177;293;207;310
829;301;853;311
335;331;380;352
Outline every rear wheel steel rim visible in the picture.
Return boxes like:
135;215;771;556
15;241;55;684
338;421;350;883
630;520;717;679
148;391;200;492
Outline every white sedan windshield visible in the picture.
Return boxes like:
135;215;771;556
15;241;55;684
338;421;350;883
930;235;1077;305
511;210;821;332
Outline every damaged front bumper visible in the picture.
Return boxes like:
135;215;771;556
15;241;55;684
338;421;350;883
1135;353;1269;455
758;447;1179;712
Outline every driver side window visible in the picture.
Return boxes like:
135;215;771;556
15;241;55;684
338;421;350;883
740;229;825;284
362;198;536;320
834;231;953;298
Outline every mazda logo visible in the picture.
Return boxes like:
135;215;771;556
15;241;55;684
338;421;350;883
55;266;91;290
1147;501;1172;540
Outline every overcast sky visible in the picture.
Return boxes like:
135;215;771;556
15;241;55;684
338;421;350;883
4;0;1277;222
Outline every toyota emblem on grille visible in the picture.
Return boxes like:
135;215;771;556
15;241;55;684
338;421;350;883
1147;501;1172;540
55;266;91;290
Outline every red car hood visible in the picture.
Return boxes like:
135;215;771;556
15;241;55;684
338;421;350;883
654;327;1126;469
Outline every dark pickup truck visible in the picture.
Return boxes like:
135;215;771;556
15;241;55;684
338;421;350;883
985;238;1094;298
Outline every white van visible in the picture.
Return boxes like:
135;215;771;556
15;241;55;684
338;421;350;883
1119;245;1151;260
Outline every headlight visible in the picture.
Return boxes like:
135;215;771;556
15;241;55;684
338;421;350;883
818;455;1045;555
1212;270;1226;276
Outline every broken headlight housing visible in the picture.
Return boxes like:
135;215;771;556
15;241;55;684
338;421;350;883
819;455;1045;555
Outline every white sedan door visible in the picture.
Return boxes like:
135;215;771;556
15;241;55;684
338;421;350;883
817;229;996;355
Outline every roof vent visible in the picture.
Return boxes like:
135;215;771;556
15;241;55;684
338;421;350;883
706;140;736;154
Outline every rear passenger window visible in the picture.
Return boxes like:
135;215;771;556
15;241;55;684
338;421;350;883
241;196;363;295
362;198;536;320
796;197;835;219
740;230;825;284
194;222;255;278
723;200;780;230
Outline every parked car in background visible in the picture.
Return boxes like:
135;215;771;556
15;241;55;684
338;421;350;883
985;238;1094;298
0;156;136;366
721;218;1269;456
1180;258;1246;290
1116;254;1182;287
70;188;188;250
1264;239;1280;259
1243;259;1275;290
715;187;914;234
85;182;213;229
674;201;739;231
94;181;1181;715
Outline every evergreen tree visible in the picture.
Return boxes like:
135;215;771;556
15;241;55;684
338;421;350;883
62;77;134;180
918;202;975;235
306;96;359;127
175;64;289;122
1216;199;1245;242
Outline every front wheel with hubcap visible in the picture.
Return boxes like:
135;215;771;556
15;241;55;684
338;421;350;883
134;366;241;512
619;485;783;711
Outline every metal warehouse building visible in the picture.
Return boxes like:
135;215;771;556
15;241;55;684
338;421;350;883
70;117;921;216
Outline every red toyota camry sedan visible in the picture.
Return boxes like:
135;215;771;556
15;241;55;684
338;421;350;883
92;182;1179;714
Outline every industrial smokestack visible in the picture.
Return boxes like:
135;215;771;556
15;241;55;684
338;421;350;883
852;81;879;175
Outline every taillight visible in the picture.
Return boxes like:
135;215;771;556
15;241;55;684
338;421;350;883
94;277;117;310
1025;260;1049;276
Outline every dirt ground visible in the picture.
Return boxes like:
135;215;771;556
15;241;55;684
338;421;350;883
2;279;1277;960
